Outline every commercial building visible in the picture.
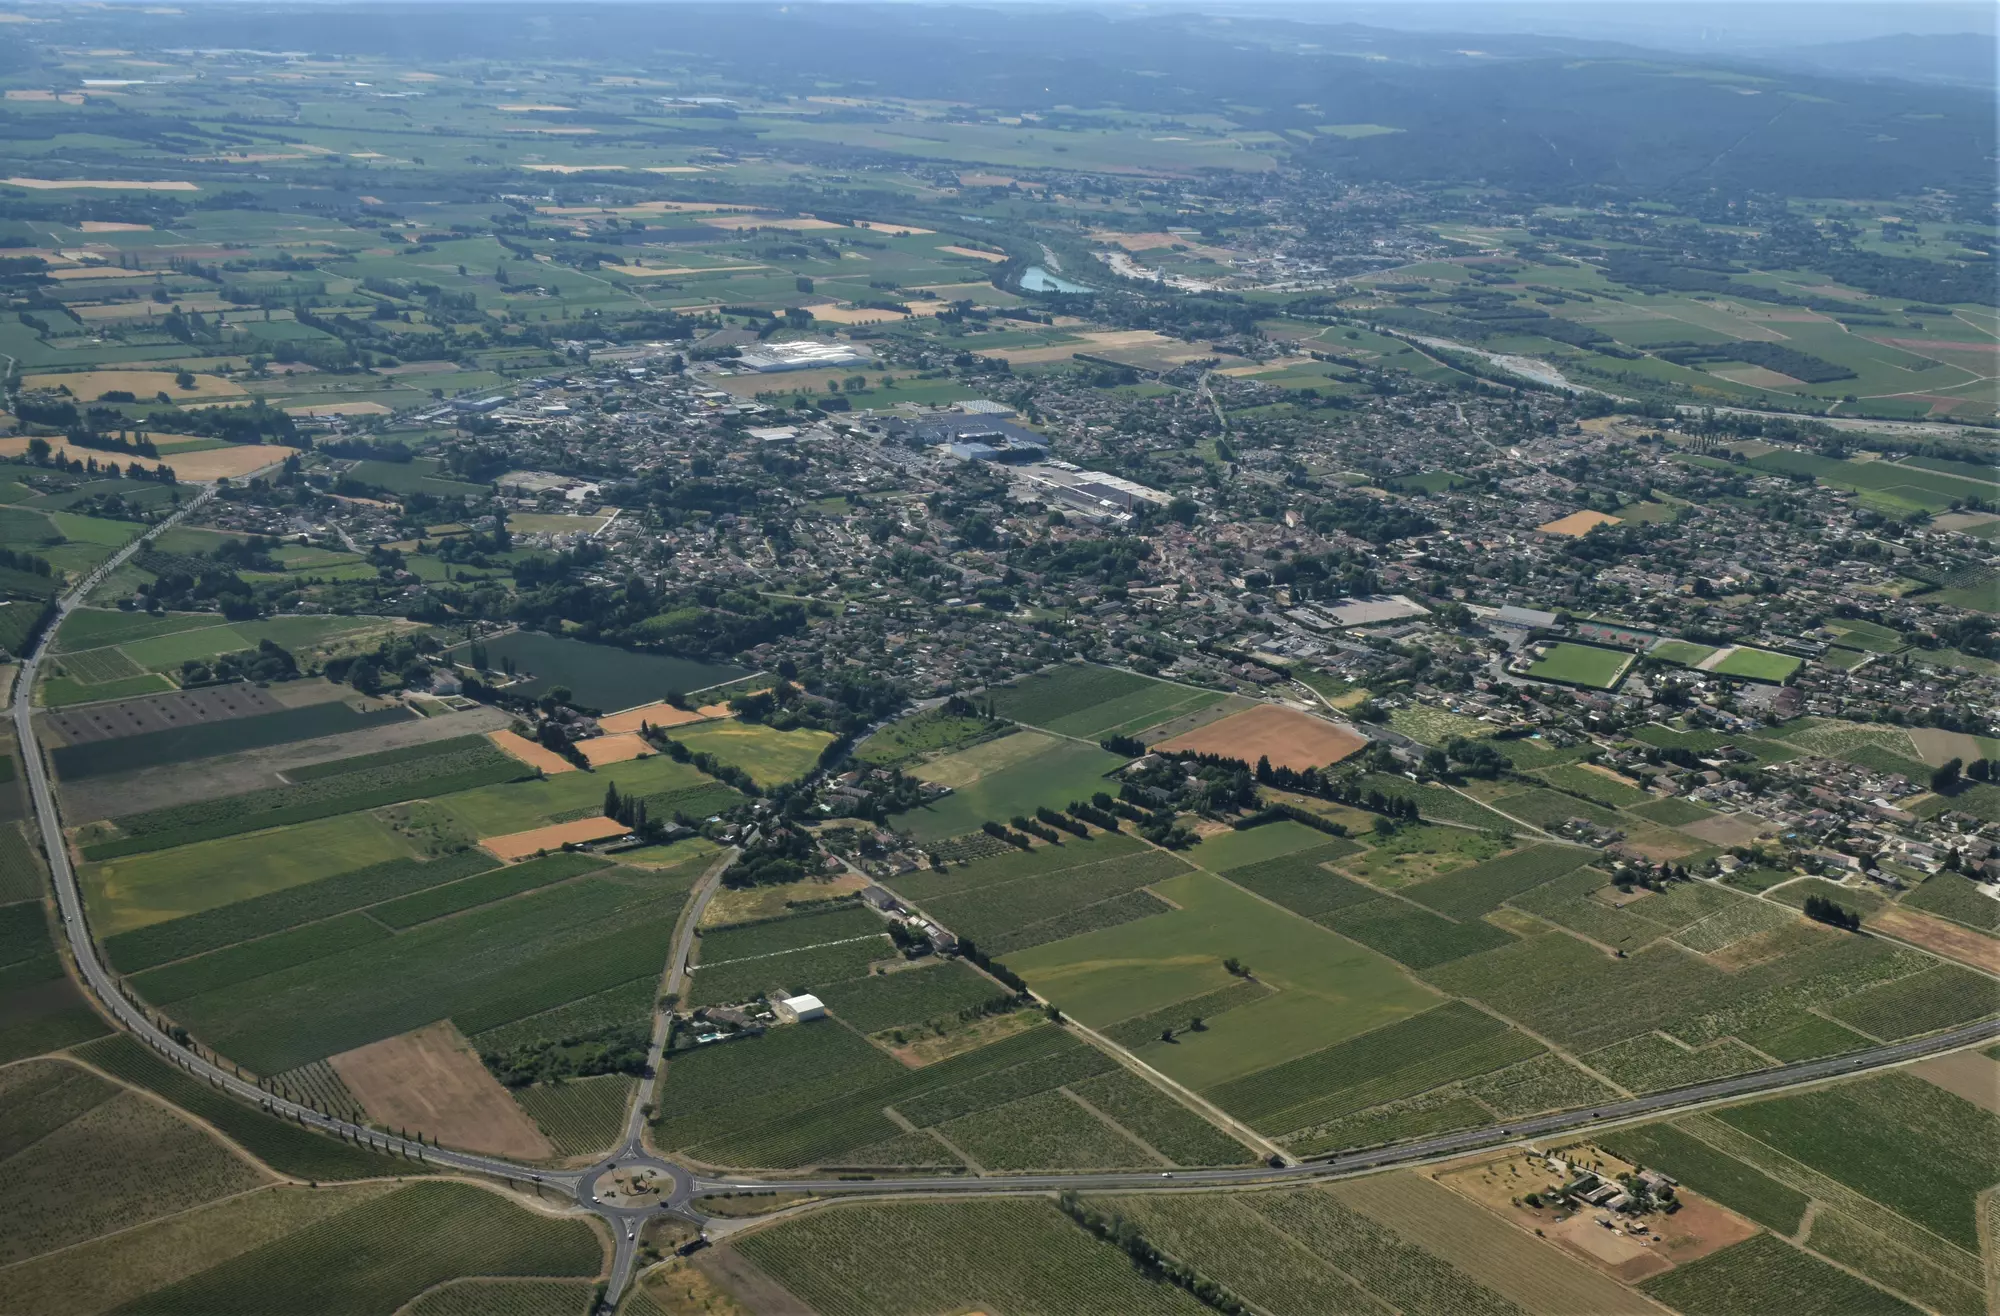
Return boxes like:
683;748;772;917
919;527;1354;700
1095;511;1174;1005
734;341;871;373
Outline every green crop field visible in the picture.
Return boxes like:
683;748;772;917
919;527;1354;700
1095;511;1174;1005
1902;870;2000;932
0;1059;269;1268
1533;763;1652;808
1712;1072;2000;1253
85;739;528;858
1641;1233;1921;1316
1602;1122;1810;1232
987;663;1212;739
102;850;499;972
369;852;605;928
735;1199;1209;1316
1100;978;1272;1048
1189;820;1334;872
1526;642;1632;688
0;891;108;1064
1823;962;1998;1041
1007;869;1438;1092
817;958;1013;1033
439;754;719;835
55;608;227;652
916;848;1189;955
1425;915;1935;1058
855;710;1007;768
698;902;884;959
83;811;416;937
936;1086;1160;1170
1713;646;1805;682
896;738;1125;843
654;1019;1137;1169
471;976;656;1056
669;720;835;789
1402;844;1593;919
1202;1002;1542;1144
116;1181;602;1316
401;1278;597;1316
0;1182;393;1316
1065;1069;1253;1165
513;1074;634;1158
73;1035;414;1181
1631;796;1716;825
52;701;414;780
890;830;1143;905
159;861;693;1071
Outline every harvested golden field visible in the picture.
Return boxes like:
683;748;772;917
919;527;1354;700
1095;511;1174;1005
488;729;577;775
577;732;653;766
23;369;244;399
329;1021;554;1159
1156;703;1366;773
598;700;711;733
1537;510;1623;537
482;815;628;860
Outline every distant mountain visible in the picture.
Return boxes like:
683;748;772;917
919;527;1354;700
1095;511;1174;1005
1764;32;1998;88
8;3;1992;198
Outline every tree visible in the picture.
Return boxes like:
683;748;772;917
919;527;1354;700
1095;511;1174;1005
1931;757;1963;794
1223;957;1249;978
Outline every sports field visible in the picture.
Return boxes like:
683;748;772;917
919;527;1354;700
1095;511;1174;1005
1526;642;1633;688
1649;639;1720;666
1711;646;1804;682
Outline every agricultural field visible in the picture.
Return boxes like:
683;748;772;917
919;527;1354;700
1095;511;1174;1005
512;1074;635;1158
667;719;834;789
854;708;1008;768
80;733;529;858
1155;702;1368;772
0;1059;270;1267
733;1198;1210;1316
142;854;701;1072
50;696;416;780
74;1034;419;1181
112;1181;603;1316
986;662;1219;740
1642;1231;1923;1316
1005;868;1440;1092
1526;642;1633;689
656;1017;1158;1170
1201;1001;1543;1151
0;858;109;1064
895;737;1125;843
1189;818;1334;872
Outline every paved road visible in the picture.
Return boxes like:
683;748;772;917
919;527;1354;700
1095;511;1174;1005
16;485;593;1199
592;847;737;1309
706;1012;2000;1199
20;484;2000;1313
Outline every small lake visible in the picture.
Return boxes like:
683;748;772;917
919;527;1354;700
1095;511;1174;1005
1019;266;1093;294
461;631;747;713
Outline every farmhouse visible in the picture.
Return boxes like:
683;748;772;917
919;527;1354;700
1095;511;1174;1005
774;993;826;1023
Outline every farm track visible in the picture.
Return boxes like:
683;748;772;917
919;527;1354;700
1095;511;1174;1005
20;482;2000;1310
